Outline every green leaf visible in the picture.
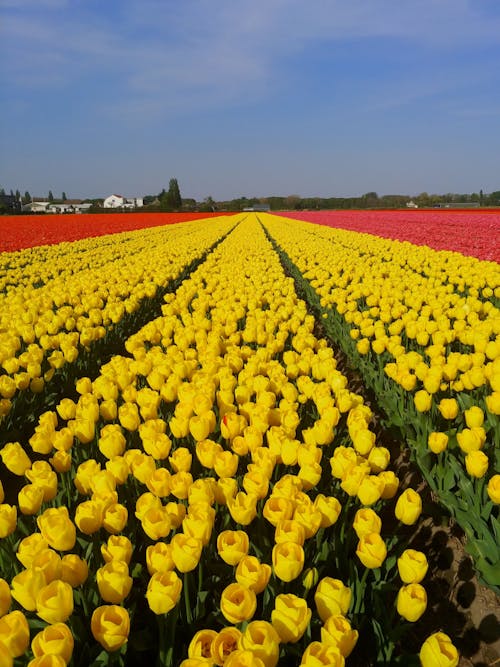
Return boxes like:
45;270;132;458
476;557;500;588
131;562;143;578
490;514;500;543
28;617;48;632
92;649;112;666
195;590;210;617
441;465;457;492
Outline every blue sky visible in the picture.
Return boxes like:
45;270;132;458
1;0;500;201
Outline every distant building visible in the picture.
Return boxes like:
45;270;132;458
23;199;51;213
22;199;92;213
48;201;92;213
103;194;144;209
406;200;418;208
242;204;271;212
441;202;480;209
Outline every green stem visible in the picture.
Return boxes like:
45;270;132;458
157;614;166;667
353;566;371;615
184;571;193;625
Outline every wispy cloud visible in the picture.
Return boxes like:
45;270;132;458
3;0;500;108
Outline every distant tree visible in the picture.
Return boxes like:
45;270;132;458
0;188;5;196
62;192;67;201
158;190;170;211
199;196;216;212
479;189;484;205
379;194;408;208
15;189;21;200
10;189;14;197
360;192;379;208
24;191;31;204
48;190;54;202
167;178;182;209
227;196;248;210
267;197;286;210
486;190;500;205
158;180;182;211
415;192;430;207
284;195;301;210
181;198;197;211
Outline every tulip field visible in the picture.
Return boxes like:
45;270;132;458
0;210;499;666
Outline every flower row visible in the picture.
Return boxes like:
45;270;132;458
259;212;500;587
0;216;236;421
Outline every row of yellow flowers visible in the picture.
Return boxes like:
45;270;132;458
260;212;500;588
0;214;458;665
0;217;236;420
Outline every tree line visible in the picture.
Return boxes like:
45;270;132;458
218;190;500;211
2;181;500;214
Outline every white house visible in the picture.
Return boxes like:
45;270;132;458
23;200;52;213
23;200;93;214
48;202;93;214
103;194;144;209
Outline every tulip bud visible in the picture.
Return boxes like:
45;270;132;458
0;442;32;475
353;508;382;539
397;549;428;584
36;580;74;624
314;578;351;622
465;451;489;478
187;629;217;660
396;583;427;622
356;532;387;569
211;626;242;666
437;398;458;420
271;594;311;644
395;489;422;525
91;605;130;652
419;632;459;667
61;554;88;588
0;504;17;539
320;614;359;657
299;641;344;666
272;542;305;582
220;583;257;625
428;432;448;454
414;390;432;413
238;620;280;667
96;561;132;604
31;622;74;664
487;474;500;503
217;530;250;566
0;610;30;657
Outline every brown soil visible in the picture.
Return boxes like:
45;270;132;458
390;450;500;667
345;368;500;667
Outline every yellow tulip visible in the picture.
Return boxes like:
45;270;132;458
271;594;311;643
356;532;387;569
91;605;130;652
220;583;257;625
419;632;459;667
